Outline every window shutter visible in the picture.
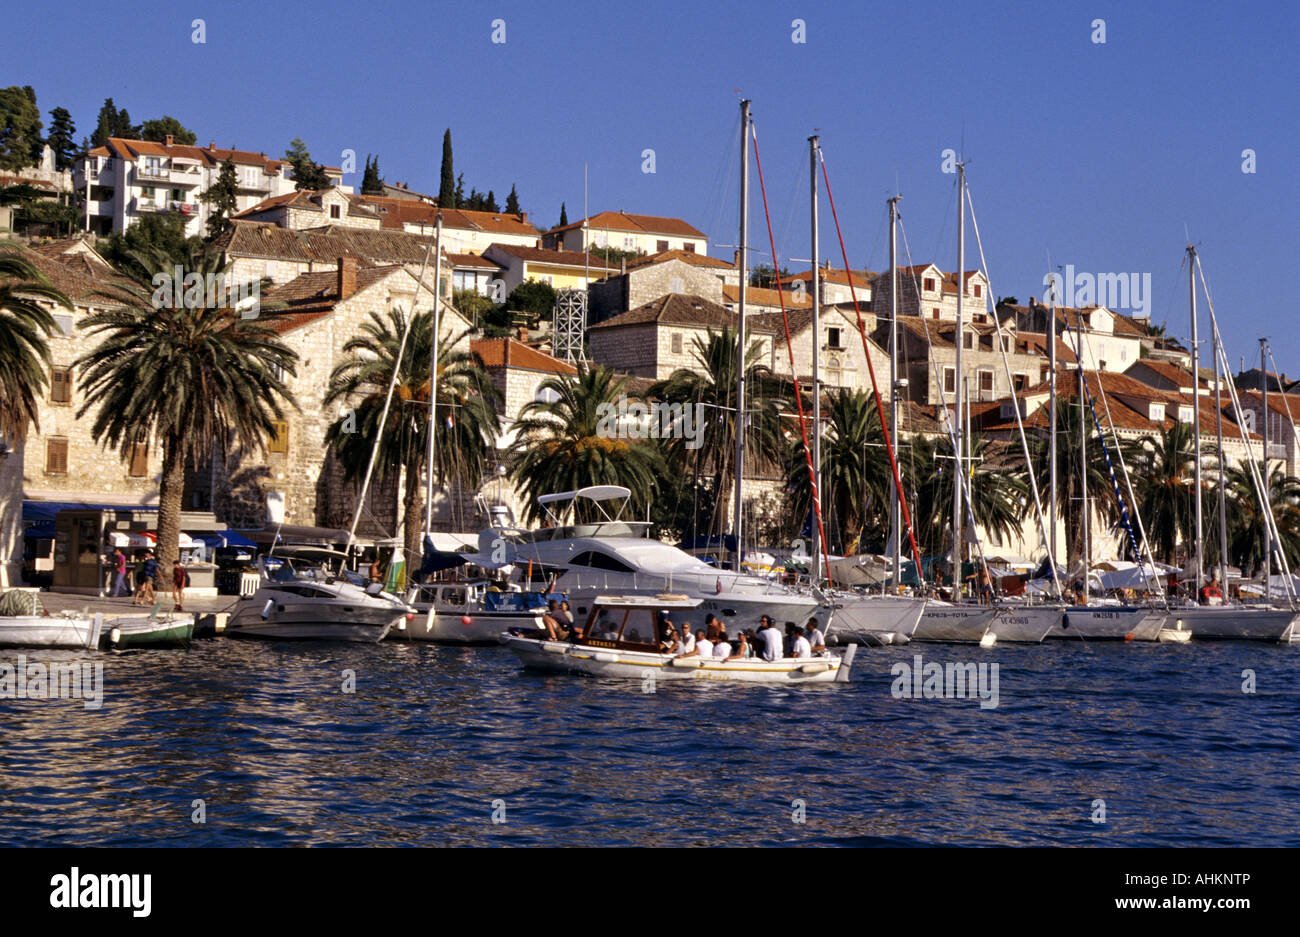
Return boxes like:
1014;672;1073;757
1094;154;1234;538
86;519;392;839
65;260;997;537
128;442;149;477
50;367;72;403
269;421;289;453
46;438;68;474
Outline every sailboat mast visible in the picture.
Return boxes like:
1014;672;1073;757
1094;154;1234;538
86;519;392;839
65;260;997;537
1080;360;1088;603
953;162;965;598
1048;283;1058;581
1214;328;1229;589
1260;337;1270;593
424;212;443;533
889;194;901;589
733;99;750;573
1188;244;1204;596
809;134;821;584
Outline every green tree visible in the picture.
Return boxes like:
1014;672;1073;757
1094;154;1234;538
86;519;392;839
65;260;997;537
438;129;455;207
325;310;500;567
504;279;555;322
113;106;137;139
453;172;465;209
90;98;119;148
505;184;520;215
200;156;239;239
284;138;331;190
588;245;642;265
451;288;501;333
360;154;383;195
139;116;197;146
12;197;79;237
74;246;298;567
509;365;664;525
1128;422;1196;566
99;214;203;281
749;263;793;289
0;251;67;443
558;202;568;228
1217;461;1300;577
45;107;76;171
0;86;43;170
648;327;788;537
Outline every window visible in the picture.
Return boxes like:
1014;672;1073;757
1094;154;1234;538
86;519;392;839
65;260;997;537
978;369;994;400
1001;335;1011;352
923;277;936;292
128;442;149;477
50;367;72;404
1013;373;1027;392
141;186;155;199
623;236;635;250
682;243;696;254
974;283;982;298
827;327;842;349
269;420;289;453
52;313;73;336
329;204;341;219
932;308;940;319
46;437;68;474
671;333;683;354
943;367;956;395
963;331;974;350
669;277;684;293
657;240;669;252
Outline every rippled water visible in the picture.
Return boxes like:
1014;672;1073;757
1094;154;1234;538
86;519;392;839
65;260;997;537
2;638;1298;846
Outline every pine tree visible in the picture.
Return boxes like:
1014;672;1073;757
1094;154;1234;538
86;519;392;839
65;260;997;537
0;86;43;170
90;99;119;148
438;129;454;207
46;107;76;170
200;156;239;239
360;154;383;194
505;184;520;216
559;202;568;227
139;116;197;145
284;138;331;190
114;107;137;139
453;172;465;209
485;189;498;213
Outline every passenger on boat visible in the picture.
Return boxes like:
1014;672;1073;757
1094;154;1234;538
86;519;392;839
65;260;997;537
1199;576;1224;606
658;624;679;654
757;616;783;661
559;600;575;625
783;621;797;656
695;631;713;660
734;632;752;658
713;626;732;659
790;626;812;659
704;613;722;641
540;605;563;641
677;626;696;655
805;618;826;655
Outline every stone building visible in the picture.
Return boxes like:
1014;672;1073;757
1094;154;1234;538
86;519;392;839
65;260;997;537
1003;300;1147;373
356;197;542;254
749;306;890;395
870;264;990;323
588;254;734;324
779;266;875;306
234;188;381;231
542;211;708;257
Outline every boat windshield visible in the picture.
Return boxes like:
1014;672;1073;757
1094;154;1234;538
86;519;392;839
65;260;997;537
510;521;653;544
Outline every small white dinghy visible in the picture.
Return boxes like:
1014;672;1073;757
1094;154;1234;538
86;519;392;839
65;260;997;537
0;590;101;649
500;594;855;685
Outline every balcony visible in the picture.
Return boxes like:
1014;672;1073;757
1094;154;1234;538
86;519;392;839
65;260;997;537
236;177;271;193
133;196;162;213
136;165;170;183
168;200;200;217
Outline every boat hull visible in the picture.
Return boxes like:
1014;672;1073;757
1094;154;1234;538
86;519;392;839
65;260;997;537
501;635;846;684
913;604;998;644
1047;607;1156;641
103;614;195;648
0;615;101;649
1167;606;1298;642
826;596;926;645
989;606;1061;643
227;602;400;643
396;608;542;644
560;586;818;635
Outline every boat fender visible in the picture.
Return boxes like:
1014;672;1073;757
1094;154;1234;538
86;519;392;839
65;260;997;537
109;627;122;646
461;615;473;626
593;652;619;663
1061;613;1070;630
834;644;857;682
260;598;274;620
799;662;832;674
670;657;704;668
541;642;568;655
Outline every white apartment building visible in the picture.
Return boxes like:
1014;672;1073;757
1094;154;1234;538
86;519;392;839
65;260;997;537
542;211;708;257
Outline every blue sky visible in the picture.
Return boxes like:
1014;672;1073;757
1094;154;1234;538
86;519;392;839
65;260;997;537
4;0;1297;368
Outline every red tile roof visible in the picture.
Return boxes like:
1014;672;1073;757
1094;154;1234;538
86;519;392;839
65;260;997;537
590;293;768;331
721;283;811;308
625;249;733;271
358;196;540;237
486;243;617;270
548;210;706;239
470;338;577;375
97;137;285;173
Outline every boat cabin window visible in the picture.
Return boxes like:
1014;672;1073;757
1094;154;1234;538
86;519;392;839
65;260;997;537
440;586;467;606
569;551;635;573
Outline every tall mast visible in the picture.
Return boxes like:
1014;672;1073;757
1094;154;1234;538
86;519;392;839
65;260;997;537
1188;244;1203;596
809;134;822;584
1260;337;1270;593
424;212;443;533
889;194;901;589
1079;359;1088;604
1214;328;1229;589
733;99;750;573
1048;281;1058;583
952;162;965;598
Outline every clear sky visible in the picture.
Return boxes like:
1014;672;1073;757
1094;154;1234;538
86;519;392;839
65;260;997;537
4;0;1297;369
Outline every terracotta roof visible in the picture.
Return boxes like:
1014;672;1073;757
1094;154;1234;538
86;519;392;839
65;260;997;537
233;189;377;220
548;210;706;239
213;221;446;267
1241;390;1300;421
625;249;733;271
721;283;811;309
590;293;769;332
486;243;617;271
470;338;576;375
7;243;134;308
781;267;875;290
446;252;501;270
1017;331;1077;364
259;265;405;333
1127;359;1199;389
358;196;540;237
98;137;285;173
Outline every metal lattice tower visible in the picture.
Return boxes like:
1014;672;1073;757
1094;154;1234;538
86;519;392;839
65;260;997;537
552;288;587;365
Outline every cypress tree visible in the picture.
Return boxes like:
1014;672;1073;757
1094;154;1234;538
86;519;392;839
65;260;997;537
505;184;520;215
559;202;568;227
438;129;454;207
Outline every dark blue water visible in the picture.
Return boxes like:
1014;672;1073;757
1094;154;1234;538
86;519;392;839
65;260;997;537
2;639;1298;846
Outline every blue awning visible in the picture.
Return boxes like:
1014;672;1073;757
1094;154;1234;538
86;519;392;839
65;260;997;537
195;529;258;549
22;500;158;523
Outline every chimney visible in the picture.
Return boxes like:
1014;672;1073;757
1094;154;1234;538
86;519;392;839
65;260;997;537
519;211;528;222
165;134;174;147
517;325;529;342
208;141;216;151
733;249;742;268
338;257;358;299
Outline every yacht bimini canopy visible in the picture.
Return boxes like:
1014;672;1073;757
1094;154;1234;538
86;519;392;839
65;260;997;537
537;486;632;525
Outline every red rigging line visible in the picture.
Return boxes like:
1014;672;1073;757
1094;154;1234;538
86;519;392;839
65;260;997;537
748;123;834;587
817;151;926;581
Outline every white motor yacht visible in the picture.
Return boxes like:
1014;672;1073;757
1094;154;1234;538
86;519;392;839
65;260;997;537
483;487;819;634
227;548;414;643
399;580;547;644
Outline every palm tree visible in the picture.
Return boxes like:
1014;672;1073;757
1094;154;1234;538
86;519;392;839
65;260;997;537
1217;461;1300;577
75;245;298;567
1128;422;1196;565
649;326;788;538
510;365;663;525
325;309;500;569
783;388;891;553
0;251;67;443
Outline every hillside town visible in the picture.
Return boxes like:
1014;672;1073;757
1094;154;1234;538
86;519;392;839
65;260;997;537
2;118;1299;598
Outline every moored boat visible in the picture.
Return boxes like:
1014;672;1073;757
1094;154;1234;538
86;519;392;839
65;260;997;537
1047;605;1159;641
0;590;102;649
101;613;195;648
989;605;1061;643
824;593;926;646
399;580;548;644
913;602;998;644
